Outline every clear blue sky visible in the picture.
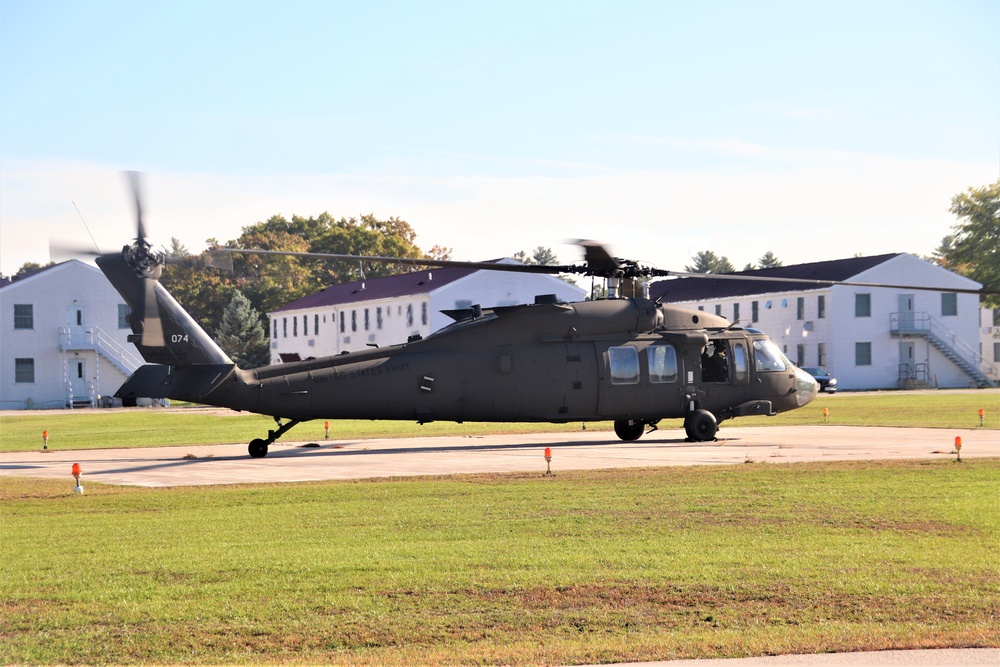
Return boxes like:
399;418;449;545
2;0;998;277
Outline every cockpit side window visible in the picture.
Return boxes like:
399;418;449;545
608;346;640;384
752;339;788;372
648;344;678;383
701;339;729;382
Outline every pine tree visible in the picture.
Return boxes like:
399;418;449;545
215;290;270;368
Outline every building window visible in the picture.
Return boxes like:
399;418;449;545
293;317;298;337
941;293;957;317
764;300;772;310
303;315;308;336
697;305;704;311
117;304;131;329
351;310;357;332
817;295;826;319
855;342;872;366
796;297;805;320
733;303;740;322
14;358;35;383
406;304;414;327
13;304;33;329
994;342;1000;363
273;319;278;339
376;307;383;329
364;308;370;331
421;302;428;326
283;318;287;338
647;344;678;383
340;313;345;333
714;304;722;317
817;342;826;367
796;344;805;366
855;293;871;318
608;346;640;385
314;314;319;334
751;301;759;323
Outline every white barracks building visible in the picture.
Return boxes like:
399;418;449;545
650;253;996;390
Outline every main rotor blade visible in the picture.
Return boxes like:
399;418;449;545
218;248;583;275
49;239;103;262
663;270;996;296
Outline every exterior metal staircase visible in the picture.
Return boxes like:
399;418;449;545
58;326;143;407
890;312;997;388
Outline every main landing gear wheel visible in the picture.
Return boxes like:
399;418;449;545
248;438;269;458
614;419;645;442
684;409;718;441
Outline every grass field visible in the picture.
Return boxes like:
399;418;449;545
1;390;997;453
2;459;998;665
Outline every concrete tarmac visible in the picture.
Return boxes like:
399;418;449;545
1;425;996;487
3;425;997;666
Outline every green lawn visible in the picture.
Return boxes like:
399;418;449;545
0;390;997;453
2;460;998;665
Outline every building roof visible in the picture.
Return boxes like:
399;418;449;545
650;253;902;302
0;261;81;290
271;264;486;313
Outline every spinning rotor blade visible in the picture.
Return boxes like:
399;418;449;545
140;277;165;347
125;171;148;245
49;239;103;263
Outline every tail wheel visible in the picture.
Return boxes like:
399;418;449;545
685;409;718;441
248;438;269;458
614;419;645;442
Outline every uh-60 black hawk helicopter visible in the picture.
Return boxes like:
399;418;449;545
86;174;991;458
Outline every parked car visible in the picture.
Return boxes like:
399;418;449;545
800;366;837;393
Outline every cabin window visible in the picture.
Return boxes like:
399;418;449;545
14;358;35;383
608;346;640;385
647;344;678;383
855;293;871;317
13;304;33;329
732;342;748;382
118;304;131;329
752;339;787;372
941;293;957;317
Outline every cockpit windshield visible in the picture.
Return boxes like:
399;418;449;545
752;338;788;372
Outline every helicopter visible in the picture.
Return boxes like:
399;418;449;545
86;174;993;458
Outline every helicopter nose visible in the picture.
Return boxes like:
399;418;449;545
793;365;820;407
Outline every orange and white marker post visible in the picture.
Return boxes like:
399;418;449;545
544;447;553;476
324;421;330;440
979;409;985;427
42;430;49;450
72;463;84;494
822;407;829;423
954;436;963;463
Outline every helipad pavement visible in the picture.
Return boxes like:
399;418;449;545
2;425;996;487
